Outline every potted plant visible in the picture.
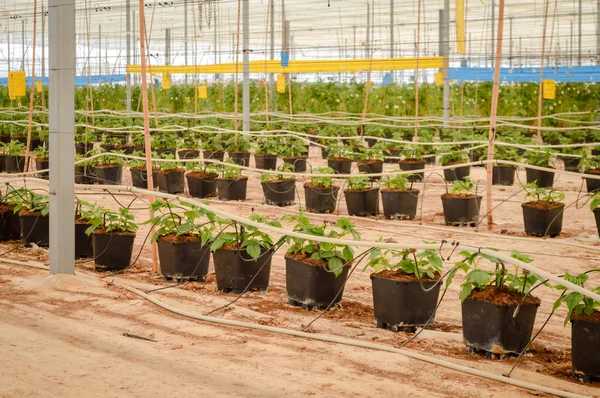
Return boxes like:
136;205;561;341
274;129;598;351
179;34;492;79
211;214;281;293
34;146;49;180
186;162;219;199
398;145;427;182
484;145;520;186
146;200;216;281
260;164;296;207
74;200;96;258
304;167;339;213
152;131;178;157
552;272;600;382
455;250;541;357
100;134;125;152
558;141;584;173
441;177;482;227
94;151;124;185
380;172;419;220
0;187;24;241
591;192;600;237
366;246;443;331
128;150;155;189
11;188;50;247
217;161;248;201
525;149;556;188
282;212;360;309
439;147;470;182
201;135;226;162
75;128;97;155
327;145;354;175
5;140;26;173
226;135;252;166
521;182;565;237
344;174;379;217
254;137;280;170
177;131;201;160
281;138;309;172
356;147;384;181
75;154;96;184
155;154;185;194
86;206;138;271
579;155;600;193
375;133;403;164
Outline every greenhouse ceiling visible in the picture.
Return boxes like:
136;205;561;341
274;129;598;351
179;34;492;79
0;0;597;76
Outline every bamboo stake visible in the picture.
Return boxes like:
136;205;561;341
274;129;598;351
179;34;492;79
413;0;422;141
485;0;505;229
536;0;551;144
360;1;375;136
138;0;159;273
24;0;38;173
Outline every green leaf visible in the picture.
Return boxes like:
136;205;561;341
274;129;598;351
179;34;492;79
246;242;261;260
459;285;473;302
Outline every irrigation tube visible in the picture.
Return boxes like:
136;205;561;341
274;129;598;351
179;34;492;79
0;257;585;398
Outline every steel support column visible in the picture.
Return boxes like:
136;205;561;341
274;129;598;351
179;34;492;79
242;0;250;132
126;0;131;112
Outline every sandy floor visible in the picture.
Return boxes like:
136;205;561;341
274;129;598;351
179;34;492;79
1;149;600;397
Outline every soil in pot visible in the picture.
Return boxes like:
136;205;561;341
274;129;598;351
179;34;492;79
157;234;211;281
5;155;25;173
262;179;296;206
492;165;515;186
525;167;555;188
203;150;225;162
399;159;427;182
0;206;21;241
381;189;419;220
94;164;123;185
344;188;379;217
255;154;278;170
304;183;339;213
187;172;218;198
571;312;600;381
217;177;248;201
75;165;95;184
36;159;49;180
371;270;441;331
442;162;471;182
156;168;185;194
213;245;273;293
441;193;482;227
75;221;93;258
228;151;251;167
327;158;353;175
19;210;50;248
178;149;200;160
462;286;540;356
92;230;135;271
585;169;600;193
357;160;383;181
283;157;307;172
522;201;565;237
285;253;350;310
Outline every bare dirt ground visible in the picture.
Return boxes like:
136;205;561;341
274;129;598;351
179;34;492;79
1;149;600;397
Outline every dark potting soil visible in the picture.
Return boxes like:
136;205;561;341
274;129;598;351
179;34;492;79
381;188;418;193
357;159;382;165
18;209;43;217
286;252;329;268
328;157;352;161
344;188;378;193
303;182;333;190
373;269;440;282
159;168;185;174
469;286;541;306
0;204;14;212
400;158;426;163
93;228;136;236
264;178;295;184
158;233;201;243
95;163;121;169
523;201;564;211
187;171;218;179
441;193;477;199
572;310;600;322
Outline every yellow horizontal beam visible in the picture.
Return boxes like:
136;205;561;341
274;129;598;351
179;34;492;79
127;57;444;75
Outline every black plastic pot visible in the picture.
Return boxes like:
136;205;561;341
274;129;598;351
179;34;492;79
157;238;211;281
371;274;441;330
255;154;278;170
228;151;251;167
442;163;471;182
585;169;600;193
130;168;152;189
285;255;350;310
75;165;95;184
75;222;93;258
283;157;307;172
384;149;401;164
262;179;296;206
0;155;6;172
469;149;485;166
594;208;600;237
217;177;248;201
92;232;135;271
571;316;600;380
381;189;419;220
0;208;21;241
441;195;482;226
75;142;94;155
20;213;49;247
525;167;555;188
94;165;123;185
560;156;581;173
35;159;49;179
213;247;273;293
5;155;25;173
304;184;339;213
344;188;379;217
462;296;539;355
366;137;378;148
116;145;135;155
492;165;515;186
187;173;218;198
357;160;383;181
399;160;427;182
203;150;225;162
321;147;330;160
327;158;353;175
178;149;200;160
155;148;175;157
156;169;185;194
522;202;564;237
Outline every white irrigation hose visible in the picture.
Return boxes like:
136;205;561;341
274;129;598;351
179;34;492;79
0;258;586;398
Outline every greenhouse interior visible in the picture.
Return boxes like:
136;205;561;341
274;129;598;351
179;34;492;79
1;0;600;396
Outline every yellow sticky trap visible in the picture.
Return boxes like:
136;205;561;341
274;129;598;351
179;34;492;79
197;86;208;99
276;74;286;93
543;80;556;99
162;74;171;89
8;71;26;98
455;0;466;54
435;72;444;86
36;80;42;93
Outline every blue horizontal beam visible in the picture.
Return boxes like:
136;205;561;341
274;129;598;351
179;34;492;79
0;74;127;87
447;66;600;83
